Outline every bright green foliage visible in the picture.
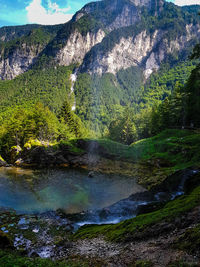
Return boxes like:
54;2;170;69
109;105;153;143
74;67;143;133
0;103;59;155
107;61;196;143
59;100;89;138
146;46;200;134
141;61;197;108
0;102;88;159
98;129;200;170
0;66;73;113
108;107;138;144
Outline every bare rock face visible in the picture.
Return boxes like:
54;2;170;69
107;4;140;32
0;0;199;80
82;30;163;75
0;43;43;80
129;0;151;6
55;29;105;66
81;23;200;77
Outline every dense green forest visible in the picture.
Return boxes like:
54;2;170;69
0;65;73;113
0;24;62;42
0;54;198;159
0;101;88;160
0;0;199;160
0;64;89;159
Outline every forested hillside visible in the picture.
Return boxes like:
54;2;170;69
0;0;199;158
108;44;200;144
0;66;73;113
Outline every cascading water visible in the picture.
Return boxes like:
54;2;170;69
70;69;78;111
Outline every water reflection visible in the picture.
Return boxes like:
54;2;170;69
0;167;144;214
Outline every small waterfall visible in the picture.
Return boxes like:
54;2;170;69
70;70;78;111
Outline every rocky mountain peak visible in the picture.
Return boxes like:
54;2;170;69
0;0;199;80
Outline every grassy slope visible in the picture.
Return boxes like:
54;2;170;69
74;182;200;242
73;129;200;242
97;129;200;169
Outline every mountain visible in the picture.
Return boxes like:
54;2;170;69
0;0;200;132
0;0;200;80
0;24;62;79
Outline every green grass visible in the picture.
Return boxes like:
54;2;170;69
73;185;200;242
96;129;200;170
59;140;85;154
0;250;100;267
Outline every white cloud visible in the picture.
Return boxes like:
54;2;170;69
26;0;73;25
174;0;200;6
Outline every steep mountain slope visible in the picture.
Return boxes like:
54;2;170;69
0;0;200;134
43;0;200;78
0;0;199;80
79;1;200;77
0;24;62;42
0;25;62;79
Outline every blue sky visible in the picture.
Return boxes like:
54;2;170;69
0;0;199;28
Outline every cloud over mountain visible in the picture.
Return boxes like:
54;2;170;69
26;0;73;25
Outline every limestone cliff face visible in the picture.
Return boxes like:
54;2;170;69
55;29;105;66
129;0;152;7
81;30;163;75
80;24;200;78
106;4;140;32
144;24;200;78
0;43;43;80
0;0;199;80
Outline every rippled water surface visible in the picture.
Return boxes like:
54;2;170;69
0;167;144;214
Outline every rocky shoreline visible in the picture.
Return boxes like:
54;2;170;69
0;136;200;266
0;166;199;264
